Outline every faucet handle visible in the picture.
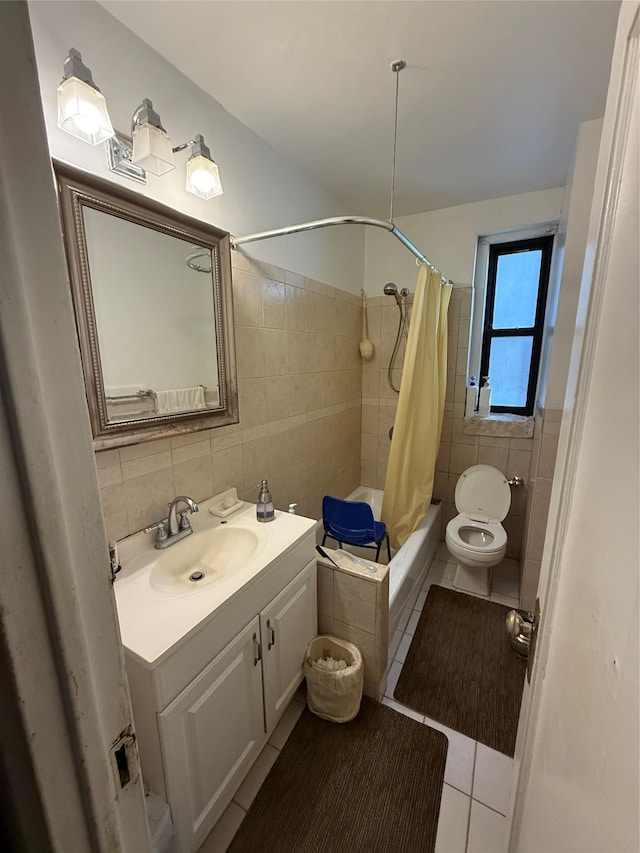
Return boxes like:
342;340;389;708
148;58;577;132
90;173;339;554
144;520;168;544
179;510;193;531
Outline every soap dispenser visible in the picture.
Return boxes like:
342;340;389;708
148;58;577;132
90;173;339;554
256;479;275;522
478;376;492;417
465;376;478;417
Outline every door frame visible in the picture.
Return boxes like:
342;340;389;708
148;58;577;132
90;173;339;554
509;2;639;846
0;4;150;849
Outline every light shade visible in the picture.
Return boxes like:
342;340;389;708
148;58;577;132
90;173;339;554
131;124;176;175
185;135;223;200
131;99;175;176
56;49;114;145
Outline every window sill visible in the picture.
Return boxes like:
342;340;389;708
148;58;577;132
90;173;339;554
464;414;534;439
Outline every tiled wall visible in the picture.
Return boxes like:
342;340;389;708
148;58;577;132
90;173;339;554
96;253;363;542
519;408;562;610
360;293;410;490
316;550;389;701
361;287;533;561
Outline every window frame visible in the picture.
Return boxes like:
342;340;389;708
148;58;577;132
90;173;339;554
479;234;554;416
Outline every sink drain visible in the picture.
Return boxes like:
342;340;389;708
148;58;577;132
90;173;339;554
189;570;205;582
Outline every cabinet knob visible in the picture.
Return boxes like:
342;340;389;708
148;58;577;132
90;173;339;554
252;633;262;666
267;619;276;650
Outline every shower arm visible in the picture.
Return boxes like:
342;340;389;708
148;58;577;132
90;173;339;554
230;215;451;284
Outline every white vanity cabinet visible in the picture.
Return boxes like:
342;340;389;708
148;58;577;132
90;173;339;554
260;562;317;732
159;616;265;853
121;529;317;853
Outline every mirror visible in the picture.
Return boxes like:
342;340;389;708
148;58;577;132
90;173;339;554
54;162;238;449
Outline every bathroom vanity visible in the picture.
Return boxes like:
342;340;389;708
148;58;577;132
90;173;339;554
114;495;317;853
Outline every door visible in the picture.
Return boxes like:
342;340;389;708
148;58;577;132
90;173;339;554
511;4;639;851
159;617;265;853
261;560;318;732
0;5;150;850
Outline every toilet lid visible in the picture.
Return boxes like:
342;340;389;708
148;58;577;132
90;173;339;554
455;464;511;523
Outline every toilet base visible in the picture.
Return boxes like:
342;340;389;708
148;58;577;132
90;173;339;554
453;563;492;597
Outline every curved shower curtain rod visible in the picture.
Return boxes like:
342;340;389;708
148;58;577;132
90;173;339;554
230;215;452;285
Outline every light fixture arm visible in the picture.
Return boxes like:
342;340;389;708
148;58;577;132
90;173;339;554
172;139;198;154
108;132;216;184
172;135;217;163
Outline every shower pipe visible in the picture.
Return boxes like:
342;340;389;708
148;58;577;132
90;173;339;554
230;215;451;285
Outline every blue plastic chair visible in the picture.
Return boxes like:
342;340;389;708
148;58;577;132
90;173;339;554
321;495;391;563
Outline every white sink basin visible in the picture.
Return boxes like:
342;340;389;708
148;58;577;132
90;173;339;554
149;525;266;597
114;497;318;665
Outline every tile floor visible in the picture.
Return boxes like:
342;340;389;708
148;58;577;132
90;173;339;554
198;543;521;853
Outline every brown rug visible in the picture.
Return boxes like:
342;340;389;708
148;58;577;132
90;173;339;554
394;586;526;756
228;697;448;853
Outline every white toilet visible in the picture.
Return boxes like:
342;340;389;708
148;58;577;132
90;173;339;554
445;464;511;596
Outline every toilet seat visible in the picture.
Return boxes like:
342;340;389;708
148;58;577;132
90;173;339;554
446;465;511;596
446;465;510;554
446;514;506;554
454;464;511;523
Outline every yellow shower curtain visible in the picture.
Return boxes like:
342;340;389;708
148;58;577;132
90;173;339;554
381;265;453;549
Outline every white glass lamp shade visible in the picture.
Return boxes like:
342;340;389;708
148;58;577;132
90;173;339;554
185;154;223;200
57;77;115;145
131;124;176;176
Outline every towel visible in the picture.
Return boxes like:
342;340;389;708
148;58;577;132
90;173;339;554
156;386;206;414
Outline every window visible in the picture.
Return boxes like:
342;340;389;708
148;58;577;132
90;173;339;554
477;235;554;416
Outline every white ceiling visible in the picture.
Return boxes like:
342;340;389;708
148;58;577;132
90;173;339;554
99;0;619;218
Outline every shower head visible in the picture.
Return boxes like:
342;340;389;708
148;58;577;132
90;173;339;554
384;282;401;305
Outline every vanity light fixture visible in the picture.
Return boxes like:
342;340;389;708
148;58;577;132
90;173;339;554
56;49;115;145
182;135;223;200
56;49;223;199
131;98;176;176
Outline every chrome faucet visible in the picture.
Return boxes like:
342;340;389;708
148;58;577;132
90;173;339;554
145;495;199;549
168;495;199;536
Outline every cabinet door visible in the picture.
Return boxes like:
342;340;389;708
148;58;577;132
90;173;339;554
261;560;317;732
159;617;265;853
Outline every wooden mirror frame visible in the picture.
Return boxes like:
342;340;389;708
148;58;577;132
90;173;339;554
54;162;238;450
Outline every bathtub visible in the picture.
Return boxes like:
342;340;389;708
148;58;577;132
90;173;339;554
345;486;441;661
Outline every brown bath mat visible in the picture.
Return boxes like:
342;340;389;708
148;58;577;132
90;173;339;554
228;696;448;853
394;586;526;756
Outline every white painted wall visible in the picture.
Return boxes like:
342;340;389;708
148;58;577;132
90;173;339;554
364;187;564;295
28;0;365;293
